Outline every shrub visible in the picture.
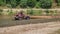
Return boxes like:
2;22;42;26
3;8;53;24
8;10;14;16
27;9;34;15
0;9;3;15
50;11;54;16
45;10;50;16
39;10;42;15
32;10;42;16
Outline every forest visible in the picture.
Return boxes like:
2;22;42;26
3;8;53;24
0;0;60;9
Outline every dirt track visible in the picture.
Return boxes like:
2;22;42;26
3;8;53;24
0;21;60;34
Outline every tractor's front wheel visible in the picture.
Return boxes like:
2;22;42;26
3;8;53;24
25;16;30;20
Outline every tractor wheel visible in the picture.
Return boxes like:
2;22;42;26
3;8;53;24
25;16;30;20
15;17;19;20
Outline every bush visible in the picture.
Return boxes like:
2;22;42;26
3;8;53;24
45;10;50;16
8;10;14;16
27;10;43;16
40;0;53;9
50;11;54;16
0;9;3;15
27;9;34;15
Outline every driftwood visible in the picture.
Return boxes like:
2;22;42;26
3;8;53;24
30;16;54;19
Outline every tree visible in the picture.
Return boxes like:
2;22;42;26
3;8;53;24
16;0;21;6
6;0;11;4
20;0;27;8
40;0;53;9
10;0;17;8
56;0;60;6
0;0;5;6
35;2;41;8
27;0;36;8
36;0;40;2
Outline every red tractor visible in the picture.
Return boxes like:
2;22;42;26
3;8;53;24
14;11;30;20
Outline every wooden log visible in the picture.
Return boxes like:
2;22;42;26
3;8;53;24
30;16;53;19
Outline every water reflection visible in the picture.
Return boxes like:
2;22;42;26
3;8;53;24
0;16;59;27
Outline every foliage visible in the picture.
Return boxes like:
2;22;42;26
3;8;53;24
36;0;40;2
29;10;34;15
0;0;54;8
8;10;14;15
16;0;21;5
27;9;34;15
27;10;42;16
50;11;54;16
0;0;5;6
45;10;50;16
56;0;60;6
27;0;36;8
0;9;3;15
10;0;17;8
38;10;42;15
20;0;27;8
40;0;53;9
35;2;41;8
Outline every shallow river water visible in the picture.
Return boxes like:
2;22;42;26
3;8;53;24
0;16;60;27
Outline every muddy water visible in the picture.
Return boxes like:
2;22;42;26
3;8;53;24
0;16;59;27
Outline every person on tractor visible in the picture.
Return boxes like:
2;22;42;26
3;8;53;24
15;10;30;20
18;11;25;18
15;11;25;20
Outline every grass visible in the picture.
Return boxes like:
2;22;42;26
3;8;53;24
0;9;59;16
27;10;43;16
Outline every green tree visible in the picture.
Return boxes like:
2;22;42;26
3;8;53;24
10;0;17;8
27;0;36;8
0;0;5;6
6;0;11;4
36;0;40;2
20;0;27;8
35;2;41;8
16;0;21;6
40;0;53;9
56;0;60;6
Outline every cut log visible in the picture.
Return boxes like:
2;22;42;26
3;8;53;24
30;16;53;19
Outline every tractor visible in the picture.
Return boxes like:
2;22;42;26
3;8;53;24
14;11;30;20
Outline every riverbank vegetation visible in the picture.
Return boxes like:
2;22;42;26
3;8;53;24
0;0;60;8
